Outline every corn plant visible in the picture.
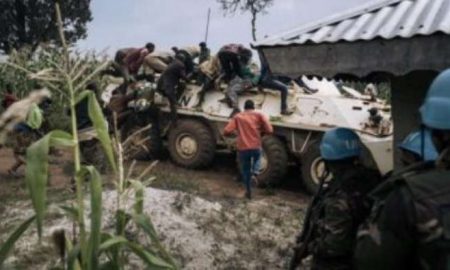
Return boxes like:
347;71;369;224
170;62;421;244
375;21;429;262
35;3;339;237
0;3;176;269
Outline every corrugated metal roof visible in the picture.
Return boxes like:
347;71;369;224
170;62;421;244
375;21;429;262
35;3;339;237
254;0;450;47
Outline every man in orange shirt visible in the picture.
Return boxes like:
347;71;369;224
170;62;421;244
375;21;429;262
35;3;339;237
224;100;273;199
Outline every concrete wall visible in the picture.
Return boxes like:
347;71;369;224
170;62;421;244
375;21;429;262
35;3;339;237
391;70;438;167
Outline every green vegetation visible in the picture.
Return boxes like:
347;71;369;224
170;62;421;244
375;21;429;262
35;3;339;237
0;3;177;269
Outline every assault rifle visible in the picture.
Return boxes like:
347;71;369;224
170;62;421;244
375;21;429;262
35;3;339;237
289;169;329;270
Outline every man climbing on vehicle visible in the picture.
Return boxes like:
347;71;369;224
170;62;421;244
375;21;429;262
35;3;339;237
222;53;259;117
199;42;211;64
157;53;188;124
258;55;294;115
172;42;210;76
218;43;252;82
290;128;380;270
113;42;155;82
223;99;273;200
354;69;450;270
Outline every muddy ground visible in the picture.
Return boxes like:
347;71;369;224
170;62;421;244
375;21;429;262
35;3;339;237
0;148;310;269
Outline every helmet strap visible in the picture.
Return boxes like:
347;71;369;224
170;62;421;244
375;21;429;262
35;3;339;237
420;125;425;161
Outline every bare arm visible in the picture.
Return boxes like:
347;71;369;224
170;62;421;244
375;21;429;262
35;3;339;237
223;118;237;136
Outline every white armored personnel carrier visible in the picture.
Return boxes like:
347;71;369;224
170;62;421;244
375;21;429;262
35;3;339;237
104;76;393;194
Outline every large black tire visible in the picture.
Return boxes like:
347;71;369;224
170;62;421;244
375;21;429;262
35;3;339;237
168;119;216;168
300;141;331;194
121;115;163;161
257;136;289;187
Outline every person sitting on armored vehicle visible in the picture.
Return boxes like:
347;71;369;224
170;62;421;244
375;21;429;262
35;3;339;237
223;57;260;117
257;56;294;116
143;50;175;75
217;43;252;82
198;42;211;64
111;43;155;82
157;53;188;123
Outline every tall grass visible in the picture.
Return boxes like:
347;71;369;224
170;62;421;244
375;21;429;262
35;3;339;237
0;3;176;269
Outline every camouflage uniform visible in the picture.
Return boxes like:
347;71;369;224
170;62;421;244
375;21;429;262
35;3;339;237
307;166;380;270
355;162;450;270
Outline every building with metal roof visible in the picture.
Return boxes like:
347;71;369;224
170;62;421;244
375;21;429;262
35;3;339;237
255;0;450;78
255;0;450;47
254;0;450;167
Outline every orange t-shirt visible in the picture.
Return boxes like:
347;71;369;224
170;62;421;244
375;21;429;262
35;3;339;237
224;110;273;150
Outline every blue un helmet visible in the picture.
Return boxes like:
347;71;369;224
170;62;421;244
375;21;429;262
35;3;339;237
398;129;438;161
320;128;361;161
420;69;450;130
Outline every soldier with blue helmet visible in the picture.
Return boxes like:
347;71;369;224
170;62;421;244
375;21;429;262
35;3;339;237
398;129;438;165
290;128;381;270
355;69;450;270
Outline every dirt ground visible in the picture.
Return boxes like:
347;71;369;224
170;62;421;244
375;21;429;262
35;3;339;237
0;148;310;269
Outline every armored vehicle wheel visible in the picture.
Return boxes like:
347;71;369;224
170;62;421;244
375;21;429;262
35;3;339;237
121;119;162;161
168;120;216;168
257;136;288;187
301;141;332;194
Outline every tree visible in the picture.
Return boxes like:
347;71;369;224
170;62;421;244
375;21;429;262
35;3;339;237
218;0;274;41
0;0;92;54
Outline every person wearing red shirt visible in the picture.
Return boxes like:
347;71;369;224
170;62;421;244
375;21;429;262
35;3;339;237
223;99;273;199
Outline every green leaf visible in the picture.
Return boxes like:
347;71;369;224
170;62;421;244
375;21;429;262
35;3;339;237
0;215;35;267
115;209;131;236
127;242;175;270
133;214;177;269
25;130;74;238
130;180;145;215
59;205;80;222
99;236;128;252
65;237;81;270
133;214;158;241
99;236;174;269
78;166;102;270
67;244;81;270
75;89;90;104
77;90;116;171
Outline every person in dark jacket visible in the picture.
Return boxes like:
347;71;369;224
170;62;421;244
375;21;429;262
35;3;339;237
218;44;252;82
157;54;187;123
258;56;294;115
290;128;380;270
354;69;450;270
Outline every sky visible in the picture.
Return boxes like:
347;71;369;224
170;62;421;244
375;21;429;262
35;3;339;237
77;0;372;55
